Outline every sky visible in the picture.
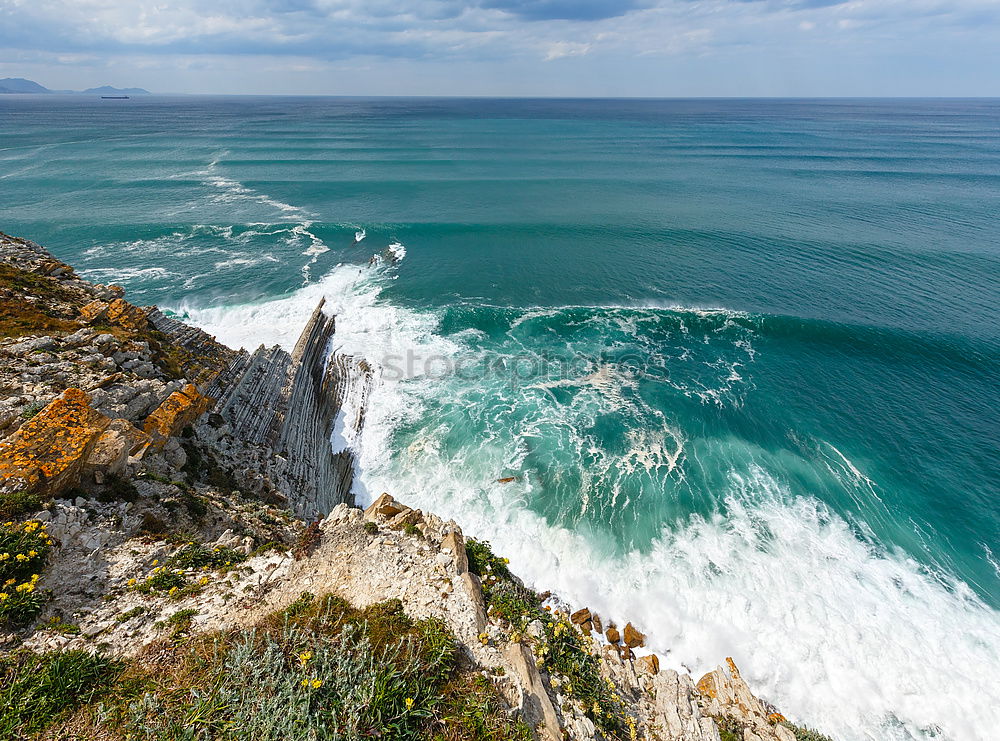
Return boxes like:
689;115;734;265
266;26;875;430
0;0;998;96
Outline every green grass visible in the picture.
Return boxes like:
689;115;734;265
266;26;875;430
432;674;534;741
116;605;147;622
131;568;186;595
18;401;45;421
714;714;745;741
0;263;82;340
0;491;44;522
166;541;247;570
0;649;123;740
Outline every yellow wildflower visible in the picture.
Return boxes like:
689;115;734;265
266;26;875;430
0;594;7;602
16;554;28;562
128;578;137;587
4;579;14;587
405;697;414;710
301;678;310;687
152;559;158;566
28;550;37;558
198;577;209;586
298;651;312;667
0;554;9;561
311;679;322;689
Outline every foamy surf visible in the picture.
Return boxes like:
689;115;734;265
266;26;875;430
176;263;1000;741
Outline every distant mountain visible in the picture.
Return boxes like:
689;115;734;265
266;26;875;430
82;85;151;96
0;78;151;95
0;78;51;94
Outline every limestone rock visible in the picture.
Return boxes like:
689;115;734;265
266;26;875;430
204;299;373;516
638;653;660;675
441;530;468;574
104;298;149;332
387;508;424;530
505;642;561;741
142;383;212;448
697;658;792;741
459;572;487;633
83;419;149;480
364;492;405;520
0;388;112;497
79;299;109;323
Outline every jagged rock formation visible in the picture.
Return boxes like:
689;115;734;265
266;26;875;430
697;659;798;741
205;298;372;516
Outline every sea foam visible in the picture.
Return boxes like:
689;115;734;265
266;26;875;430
179;262;1000;741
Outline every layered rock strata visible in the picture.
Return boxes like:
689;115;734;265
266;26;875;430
204;298;372;517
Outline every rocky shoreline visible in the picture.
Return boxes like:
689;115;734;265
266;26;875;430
0;231;831;741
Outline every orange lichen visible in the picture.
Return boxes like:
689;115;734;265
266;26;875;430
142;384;213;449
79;299;109;323
104;298;149;332
0;389;111;496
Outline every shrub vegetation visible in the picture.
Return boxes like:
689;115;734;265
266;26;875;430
0;519;52;628
8;595;532;741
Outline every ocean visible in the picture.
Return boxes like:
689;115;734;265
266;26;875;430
1;95;998;741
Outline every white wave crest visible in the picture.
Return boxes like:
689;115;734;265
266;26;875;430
177;267;1000;741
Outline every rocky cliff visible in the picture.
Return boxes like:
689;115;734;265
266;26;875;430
0;232;831;741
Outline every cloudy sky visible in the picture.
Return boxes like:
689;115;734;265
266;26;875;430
1;0;998;95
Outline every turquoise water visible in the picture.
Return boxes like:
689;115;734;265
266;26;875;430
2;96;999;740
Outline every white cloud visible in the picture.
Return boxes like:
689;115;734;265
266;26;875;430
543;40;592;60
0;0;997;94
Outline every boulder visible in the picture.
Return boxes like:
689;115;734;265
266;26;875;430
570;607;592;625
637;653;660;675
79;300;110;323
142;383;213;448
505;642;562;741
606;625;621;644
591;613;603;634
441;530;468;574
364;492;406;520
0;388;112;498
624;622;645;648
83;418;149;480
387;508;424;530
104;298;149;332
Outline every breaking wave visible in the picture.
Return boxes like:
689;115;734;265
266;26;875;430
178;263;1000;741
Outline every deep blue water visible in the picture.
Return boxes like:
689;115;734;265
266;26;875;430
1;96;999;741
